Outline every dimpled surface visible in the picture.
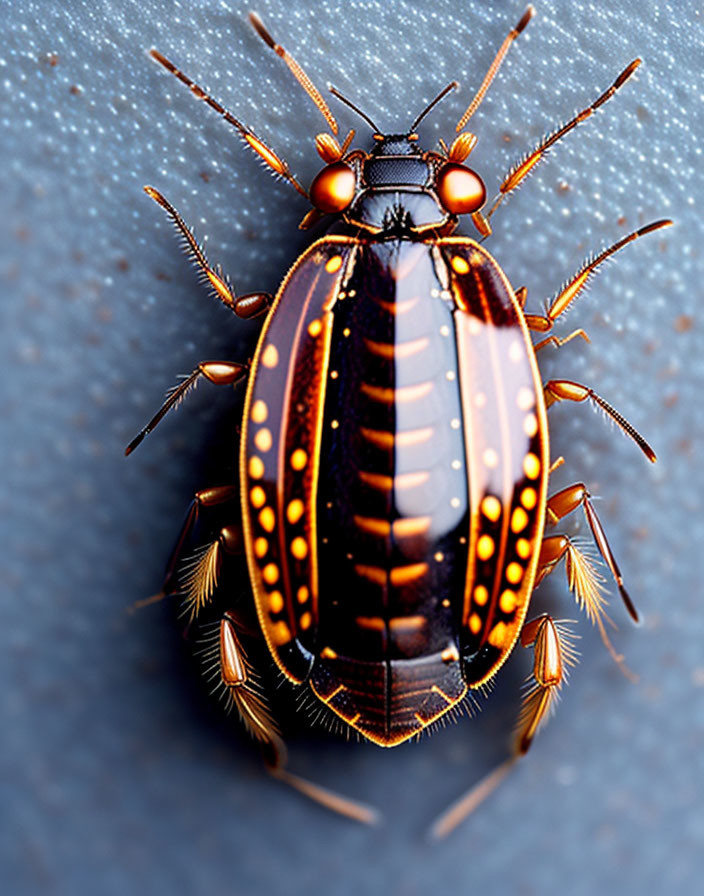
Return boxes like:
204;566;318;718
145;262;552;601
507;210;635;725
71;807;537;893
1;0;702;893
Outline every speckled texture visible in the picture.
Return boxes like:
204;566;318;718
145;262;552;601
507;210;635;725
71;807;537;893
2;1;702;893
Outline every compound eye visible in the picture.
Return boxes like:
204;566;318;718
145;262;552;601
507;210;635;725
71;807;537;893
436;162;486;215
309;162;356;214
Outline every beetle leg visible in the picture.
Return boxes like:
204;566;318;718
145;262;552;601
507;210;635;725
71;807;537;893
126;486;240;613
546;483;639;620
148;52;308;197
198;610;283;739
164;494;380;824
125;361;247;455
143;186;273;317
162;486;239;595
198;611;291;770
548;455;565;475
471;209;492;238
543;379;656;463
488;60;642;219
525;220;672;334
155;483;245;621
533;329;590;353
268;760;381;826
179;524;244;621
428;757;517;840
198;611;380;825
515;614;577;753
430;614;576;840
536;533;635;679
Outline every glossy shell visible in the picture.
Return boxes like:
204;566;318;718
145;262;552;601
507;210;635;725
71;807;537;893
241;235;548;746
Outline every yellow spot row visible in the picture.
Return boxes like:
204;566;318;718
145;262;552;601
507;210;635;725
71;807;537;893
451;255;470;275
523;453;540;480
261;344;279;368
290;449;307;471
287;499;304;524
477;534;495;561
481;495;502;521
251;399;268;423
499;590;517;613
254;428;272;452
249;456;265;479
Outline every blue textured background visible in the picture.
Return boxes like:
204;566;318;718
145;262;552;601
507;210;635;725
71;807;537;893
2;1;702;893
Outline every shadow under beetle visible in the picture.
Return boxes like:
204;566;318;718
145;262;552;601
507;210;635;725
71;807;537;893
127;6;671;835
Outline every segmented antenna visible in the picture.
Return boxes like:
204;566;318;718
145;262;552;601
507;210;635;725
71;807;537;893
409;81;459;133
328;86;382;134
455;5;535;132
249;12;339;135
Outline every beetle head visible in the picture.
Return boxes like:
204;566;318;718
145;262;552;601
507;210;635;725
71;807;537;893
306;127;486;237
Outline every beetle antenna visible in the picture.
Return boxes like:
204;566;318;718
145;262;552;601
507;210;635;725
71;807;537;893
148;49;308;198
455;5;535;132
249;13;339;135
409;81;459;133
329;86;382;135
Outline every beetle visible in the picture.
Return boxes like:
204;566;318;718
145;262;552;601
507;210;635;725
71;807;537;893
127;6;671;833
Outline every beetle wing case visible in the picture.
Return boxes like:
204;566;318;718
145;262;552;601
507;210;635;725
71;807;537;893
241;235;547;745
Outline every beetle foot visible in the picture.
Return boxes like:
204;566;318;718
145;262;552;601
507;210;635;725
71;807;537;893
516;614;577;753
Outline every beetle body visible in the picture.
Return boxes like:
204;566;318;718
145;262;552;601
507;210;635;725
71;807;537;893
242;142;548;743
131;8;668;828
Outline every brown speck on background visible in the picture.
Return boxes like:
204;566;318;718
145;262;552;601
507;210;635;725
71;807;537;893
674;314;693;333
658;362;678;380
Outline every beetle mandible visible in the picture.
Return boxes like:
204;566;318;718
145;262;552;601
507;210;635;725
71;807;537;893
127;6;671;834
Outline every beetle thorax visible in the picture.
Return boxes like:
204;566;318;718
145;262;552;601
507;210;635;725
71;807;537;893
344;135;456;235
